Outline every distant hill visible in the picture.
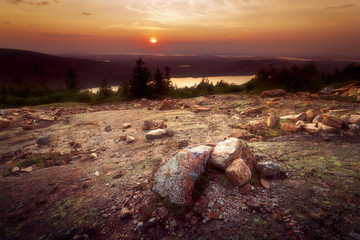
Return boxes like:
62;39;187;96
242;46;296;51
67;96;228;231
0;49;130;89
0;48;352;89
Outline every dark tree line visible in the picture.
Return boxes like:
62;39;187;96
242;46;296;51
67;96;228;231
125;58;172;99
244;62;360;93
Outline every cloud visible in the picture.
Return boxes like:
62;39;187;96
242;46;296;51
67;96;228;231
125;0;254;23
82;12;92;16
102;23;166;31
328;4;355;9
7;0;59;6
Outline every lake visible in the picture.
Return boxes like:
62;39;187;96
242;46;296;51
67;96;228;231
86;75;254;92
171;75;254;88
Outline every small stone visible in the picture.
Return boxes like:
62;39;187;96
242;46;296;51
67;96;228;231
22;124;34;130
194;105;211;113
113;172;123;179
318;122;340;134
166;129;175;137
36;134;51;145
312;115;322;125
260;179;270;189
246;200;262;211
207;212;220;220
122;123;132;129
349;124;360;134
256;161;281;179
91;153;97;158
239;183;251;195
229;129;246;139
137;222;144;227
295;120;305;129
21;166;34;172
148;217;156;223
281;123;300;133
309;208;326;221
12;167;20;173
290;113;307;122
104;125;112;132
306;109;321;121
244;106;266;117
38;115;55;122
249;120;266;133
260;89;286;98
347;115;360;125
267;115;280;128
119;208;132;219
146;129;167;140
304;123;319;134
94;171;100;176
126;136;136;143
158;206;169;218
178;139;189;148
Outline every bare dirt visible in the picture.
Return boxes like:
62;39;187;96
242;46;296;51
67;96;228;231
0;94;359;240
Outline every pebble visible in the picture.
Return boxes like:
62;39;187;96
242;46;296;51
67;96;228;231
94;171;100;176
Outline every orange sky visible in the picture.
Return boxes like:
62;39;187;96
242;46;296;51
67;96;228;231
1;0;360;57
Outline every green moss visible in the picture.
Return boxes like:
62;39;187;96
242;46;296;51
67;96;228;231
4;152;70;176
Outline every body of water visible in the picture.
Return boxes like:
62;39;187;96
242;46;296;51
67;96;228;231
86;75;254;92
171;75;254;88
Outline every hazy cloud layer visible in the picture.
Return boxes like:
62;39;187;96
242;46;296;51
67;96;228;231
7;0;59;6
328;4;355;9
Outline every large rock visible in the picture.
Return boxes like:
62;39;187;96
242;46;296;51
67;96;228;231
146;129;167;140
321;114;343;129
0;117;11;129
260;89;287;98
226;158;251;186
153;145;213;205
209;138;240;170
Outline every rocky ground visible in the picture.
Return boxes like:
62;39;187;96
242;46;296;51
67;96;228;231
0;93;359;240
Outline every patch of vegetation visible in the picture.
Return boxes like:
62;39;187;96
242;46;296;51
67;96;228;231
48;196;102;239
258;127;285;140
4;152;70;176
249;168;261;186
243;62;360;94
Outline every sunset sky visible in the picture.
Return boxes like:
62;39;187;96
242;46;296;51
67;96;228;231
1;0;360;57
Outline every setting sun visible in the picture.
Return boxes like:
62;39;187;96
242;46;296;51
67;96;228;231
150;37;157;44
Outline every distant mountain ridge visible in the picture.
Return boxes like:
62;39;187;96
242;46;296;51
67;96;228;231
0;48;352;89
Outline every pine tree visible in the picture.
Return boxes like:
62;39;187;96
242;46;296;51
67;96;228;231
129;58;151;98
65;67;81;91
98;78;113;98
